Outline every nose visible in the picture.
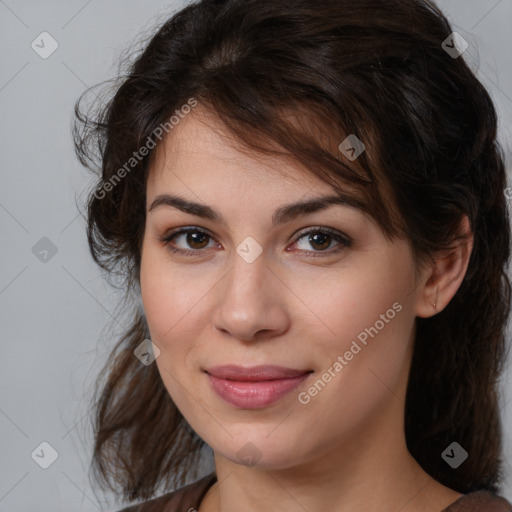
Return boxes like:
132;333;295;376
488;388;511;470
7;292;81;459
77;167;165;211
212;251;291;342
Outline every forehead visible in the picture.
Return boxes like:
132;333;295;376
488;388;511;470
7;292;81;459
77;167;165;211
147;105;352;199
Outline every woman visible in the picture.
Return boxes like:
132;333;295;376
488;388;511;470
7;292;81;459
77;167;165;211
73;0;512;510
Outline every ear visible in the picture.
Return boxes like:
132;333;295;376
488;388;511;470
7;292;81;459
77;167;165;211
415;215;474;318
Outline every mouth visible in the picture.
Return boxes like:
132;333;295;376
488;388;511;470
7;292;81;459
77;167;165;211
204;365;314;408
204;364;313;380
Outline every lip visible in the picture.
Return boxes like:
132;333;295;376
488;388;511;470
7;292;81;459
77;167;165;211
204;365;313;408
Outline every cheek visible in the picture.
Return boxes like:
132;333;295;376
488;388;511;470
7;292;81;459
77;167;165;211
297;258;412;344
298;255;415;394
140;241;201;341
139;250;205;410
292;281;413;441
139;243;219;381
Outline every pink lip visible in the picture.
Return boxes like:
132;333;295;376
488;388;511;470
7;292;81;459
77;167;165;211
204;365;313;408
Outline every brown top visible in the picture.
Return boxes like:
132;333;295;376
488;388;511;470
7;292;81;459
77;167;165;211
117;472;512;512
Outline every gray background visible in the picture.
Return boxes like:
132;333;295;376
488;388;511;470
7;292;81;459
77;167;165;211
1;1;511;510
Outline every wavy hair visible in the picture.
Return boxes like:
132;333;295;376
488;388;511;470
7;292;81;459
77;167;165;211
73;0;511;502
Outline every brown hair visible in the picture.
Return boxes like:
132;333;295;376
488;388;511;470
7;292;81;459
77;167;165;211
74;0;511;503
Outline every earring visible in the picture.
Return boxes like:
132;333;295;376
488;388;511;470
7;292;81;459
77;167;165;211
431;288;439;312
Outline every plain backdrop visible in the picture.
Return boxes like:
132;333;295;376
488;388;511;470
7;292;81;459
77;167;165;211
1;1;511;511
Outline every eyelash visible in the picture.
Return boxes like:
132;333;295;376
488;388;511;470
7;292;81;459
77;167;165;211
159;226;352;258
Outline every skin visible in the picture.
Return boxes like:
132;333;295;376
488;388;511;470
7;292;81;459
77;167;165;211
139;105;473;512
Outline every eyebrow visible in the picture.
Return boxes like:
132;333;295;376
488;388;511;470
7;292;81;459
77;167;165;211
148;193;364;228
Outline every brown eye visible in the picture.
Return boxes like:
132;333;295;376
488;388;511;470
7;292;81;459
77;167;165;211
185;231;210;249
308;232;332;251
291;227;352;257
161;227;218;256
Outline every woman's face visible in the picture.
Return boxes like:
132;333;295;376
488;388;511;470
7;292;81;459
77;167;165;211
140;107;424;470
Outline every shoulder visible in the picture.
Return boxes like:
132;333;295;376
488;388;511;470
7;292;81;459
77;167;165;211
443;490;512;512
115;472;217;512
